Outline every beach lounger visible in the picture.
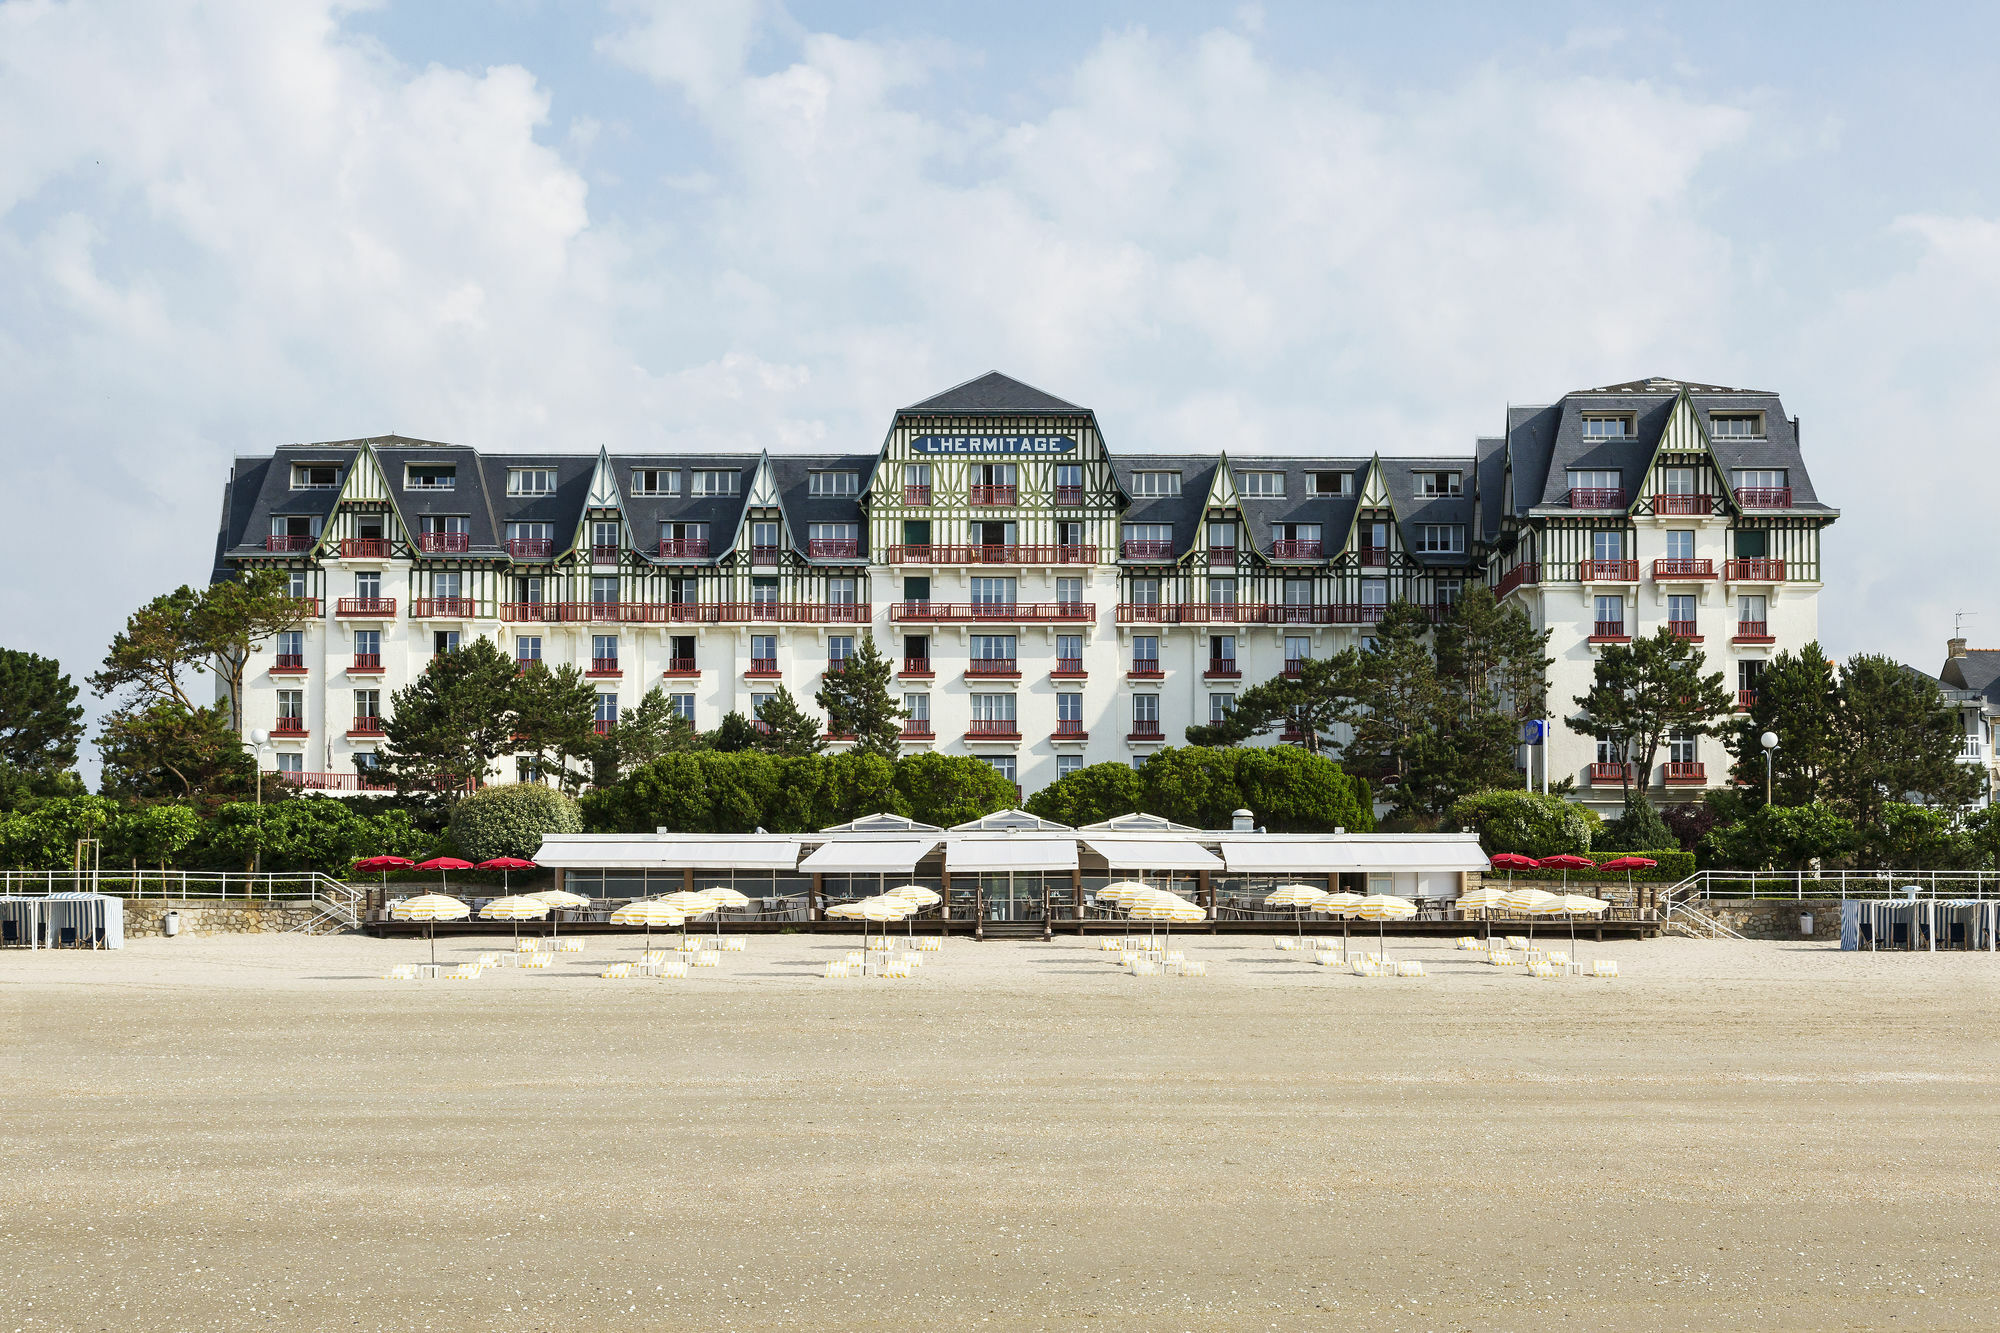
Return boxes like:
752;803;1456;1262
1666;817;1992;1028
383;965;419;980
692;951;721;968
1179;960;1207;977
1591;961;1619;978
599;963;633;979
443;964;481;980
657;960;689;979
1396;961;1425;978
1487;950;1515;966
843;951;865;967
1505;935;1530;951
514;939;540;953
521;952;551;970
823;961;851;978
722;937;748;952
900;952;923;969
558;939;585;953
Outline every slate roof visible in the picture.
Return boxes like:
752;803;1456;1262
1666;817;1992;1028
1942;650;2000;703
770;455;879;561
606;456;756;562
1473;436;1508;544
217;445;355;560
901;371;1087;416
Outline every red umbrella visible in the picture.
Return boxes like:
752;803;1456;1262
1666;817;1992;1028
1597;856;1656;915
1537;854;1596;893
476;857;537;896
1482;853;1540;938
416;855;474;898
353;855;415;909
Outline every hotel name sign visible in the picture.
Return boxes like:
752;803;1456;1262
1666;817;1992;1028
910;433;1078;456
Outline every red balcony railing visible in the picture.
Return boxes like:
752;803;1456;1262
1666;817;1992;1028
349;715;385;736
1569;487;1626;508
1208;545;1237;565
1120;539;1175;560
1283;660;1308;677
1664;762;1706;784
900;722;934;740
1668;619;1699;639
1053;657;1085;676
1357;546;1389;567
965;720;1021;739
1724;558;1785;582
886;544;1096;565
498;601;869;624
1205;660;1240;678
1653;558;1715;580
417;532;469;554
1055;485;1084;506
747;657;779;675
265;535;315;552
506;537;555;559
1591;620;1628;640
410;597;475;618
267;770;398;793
824;659;849;675
499;601;559;622
808;539;861;558
1735;487;1792;508
1129;659;1163;677
338;538;393;559
968;485;1017;506
593;719;615;735
272;654;306;673
1653;493;1712;516
890;602;1093;623
750;545;781;563
1736;689;1758;710
1271;539;1324;560
663;656;698;675
336;597;396;616
591;543;622;563
1735;620;1772;642
1128;719;1163;740
1496;562;1540;598
903;484;932;505
1589;762;1634;785
1577;559;1639;582
900;656;933;676
656;538;710;559
272;718;307;737
1053;719;1087;738
967;658;1018;676
588;657;621;675
351;653;383;672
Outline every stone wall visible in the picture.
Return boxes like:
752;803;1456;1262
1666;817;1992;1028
121;898;328;938
1696;898;1842;941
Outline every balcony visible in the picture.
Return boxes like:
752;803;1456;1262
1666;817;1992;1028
593;719;615;736
1577;559;1639;582
1053;719;1088;739
1664;762;1706;785
267;769;398;793
966;658;1019;678
1208;545;1237;565
1270;539;1324;560
265;535;315;553
900;722;935;740
1496;562;1540;598
823;659;850;675
272;654;307;674
350;653;384;673
750;544;781;564
1590;620;1629;642
1569;487;1627;509
1736;487;1792;508
885;544;1095;565
1736;689;1758;710
1055;485;1084;506
965;720;1022;740
746;657;779;676
655;538;710;560
1117;602;1239;624
903;484;932;506
587;657;621;677
348;715;385;737
1284;660;1307;678
1204;660;1241;679
591;543;622;563
1128;659;1164;679
1724;558;1786;582
1668;619;1700;640
1120;539;1175;561
890;602;1093;623
417;532;469;555
338;538;393;559
899;656;933;678
1052;657;1085;678
272;718;308;737
1127;719;1164;742
1357;546;1389;567
807;538;862;559
1654;558;1715;582
1734;620;1773;644
662;657;698;677
410;597;475;619
968;485;1017;507
500;601;559;623
1588;762;1634;785
1653;494;1713;516
336;597;396;617
1960;736;1986;762
498;601;871;625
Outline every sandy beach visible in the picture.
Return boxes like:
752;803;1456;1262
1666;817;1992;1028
4;930;1998;1331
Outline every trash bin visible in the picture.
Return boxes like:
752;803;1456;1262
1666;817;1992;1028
163;910;180;938
1799;912;1814;937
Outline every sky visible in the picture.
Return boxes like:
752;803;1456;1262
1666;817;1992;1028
4;0;1997;777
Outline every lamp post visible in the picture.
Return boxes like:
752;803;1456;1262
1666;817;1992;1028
250;728;270;874
1760;730;1779;806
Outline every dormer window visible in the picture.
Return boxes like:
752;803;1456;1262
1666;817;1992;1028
1419;471;1462;496
1235;471;1284;498
291;463;339;490
631;468;679;496
1308;471;1351;496
1131;470;1182;497
808;470;859;497
1709;413;1764;438
507;468;556;496
1581;415;1631;439
406;464;456;490
692;469;740;497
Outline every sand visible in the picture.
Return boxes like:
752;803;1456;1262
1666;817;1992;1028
4;930;1998;1331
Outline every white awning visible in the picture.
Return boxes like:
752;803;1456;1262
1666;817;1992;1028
533;835;802;870
1082;837;1223;872
798;839;940;874
1218;836;1485;875
945;837;1080;872
1341;839;1488;873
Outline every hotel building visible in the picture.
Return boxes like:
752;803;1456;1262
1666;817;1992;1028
212;372;1833;809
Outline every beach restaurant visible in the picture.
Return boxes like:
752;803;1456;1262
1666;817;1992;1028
513;810;1490;934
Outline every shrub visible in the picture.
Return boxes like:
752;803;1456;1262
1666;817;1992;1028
1450;789;1599;858
1606;796;1674;853
1583;849;1695;882
1025;746;1373;832
448;783;583;864
890;753;1016;827
203;797;434;873
1024;763;1144;827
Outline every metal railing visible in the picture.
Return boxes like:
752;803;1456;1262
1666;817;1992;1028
0;868;357;901
1653;558;1715;579
1666;869;2000;902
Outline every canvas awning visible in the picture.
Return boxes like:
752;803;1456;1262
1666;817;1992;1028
945;837;1080;873
1081;838;1223;872
533;836;803;870
798;839;940;874
1218;837;1484;875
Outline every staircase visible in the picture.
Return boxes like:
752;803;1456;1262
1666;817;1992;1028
284;877;364;935
1658;876;1747;941
977;920;1048;941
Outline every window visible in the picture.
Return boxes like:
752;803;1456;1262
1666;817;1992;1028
669;576;699;605
275;752;303;774
591;576;618;606
1419;471;1462;496
353;629;380;658
1208;578;1237;606
286;570;309;598
902;520;932;547
1273;523;1321;548
1416;524;1465;554
1123;523;1173;545
1236;471;1284;497
1209;693;1234;723
1665;530;1695;561
984;755;1017;783
506;521;554;544
276;689;303;720
516;636;541;664
1360;578;1387;608
431;571;461;601
1132;635;1159;668
592;520;620;552
1568;469;1621;493
592;635;618;666
1211;634;1236;664
1054;464;1083;500
354;688;380;717
1308;471;1351;496
1132;695;1160;723
1596;735;1624;764
1056;577;1084;607
970;694;1016;723
692;469;740;496
514;575;545;605
669;693;695;722
751;521;780;551
751;634;776;662
1057;754;1083;778
595;693;619;725
971;634;1016;662
1581;416;1630;439
1131;470;1182;497
276;630;303;662
270;514;324;540
291;463;339;490
904;634;929;663
1660;467;1697;496
809;522;859;543
1284;579;1313;607
1057;693;1082;725
355;572;381;599
1668;731;1698;765
405;464;455;490
904;693;930;724
1128;577;1161;606
809;471;860;497
669;635;695;665
1591;530;1625;561
630;468;679;496
1733;469;1787;493
1667;594;1697;629
904;463;931;487
827;636;854;665
1739;594;1768;627
970;577;1016;606
507;468;557;496
1594;594;1625;633
1284;636;1310;664
750;692;773;718
1738;659;1766;695
1057;634;1082;665
1709;413;1763;438
751;576;779;606
1733;529;1768;559
1207;522;1237;552
902;576;930;603
827;577;858;606
1435;579;1463;608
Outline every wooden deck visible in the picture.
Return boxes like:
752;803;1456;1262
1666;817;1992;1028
364;914;1661;942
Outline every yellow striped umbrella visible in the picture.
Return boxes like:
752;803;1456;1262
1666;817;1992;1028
526;888;590;940
1311;891;1366;960
699;885;754;939
1556;893;1609;949
886;884;941;941
479;893;551;948
1457;885;1508;942
609;898;687;950
1265;882;1330;940
1352;894;1418;961
389;893;468;968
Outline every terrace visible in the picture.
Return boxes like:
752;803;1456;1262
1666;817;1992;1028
889;602;1093;623
884;544;1095;565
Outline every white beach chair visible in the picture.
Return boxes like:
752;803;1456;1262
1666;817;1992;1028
1180;960;1208;978
599;963;633;979
443;963;481;980
1591;960;1619;979
692;951;720;968
558;938;585;954
1487;950;1515;967
521;952;551;970
915;937;943;952
514;939;540;953
823;961;852;979
723;937;748;952
843;951;865;967
383;964;419;980
1396;961;1425;978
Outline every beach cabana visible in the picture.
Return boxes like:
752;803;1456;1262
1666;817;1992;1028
0;893;124;949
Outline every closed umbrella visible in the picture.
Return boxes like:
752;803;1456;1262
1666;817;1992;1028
1352;894;1418;962
389;892;468;970
478;893;550;948
1265;883;1331;940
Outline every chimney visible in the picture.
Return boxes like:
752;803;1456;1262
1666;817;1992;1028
1231;809;1255;833
1949;637;1968;660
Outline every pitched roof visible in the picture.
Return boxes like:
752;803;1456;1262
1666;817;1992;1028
1584;377;1768;395
901;372;1086;416
1942;650;2000;701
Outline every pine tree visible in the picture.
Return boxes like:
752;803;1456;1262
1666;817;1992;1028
1183;651;1365;753
1724;641;1839;804
0;649;86;805
754;685;825;757
511;661;598;790
1828;654;1981;840
1434;584;1553;792
599;685;706;782
1569;627;1735;811
708;712;760;752
815;633;905;758
379;637;520;796
1347;601;1457;819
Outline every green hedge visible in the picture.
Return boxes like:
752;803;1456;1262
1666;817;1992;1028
579;750;1017;834
1024;746;1375;833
